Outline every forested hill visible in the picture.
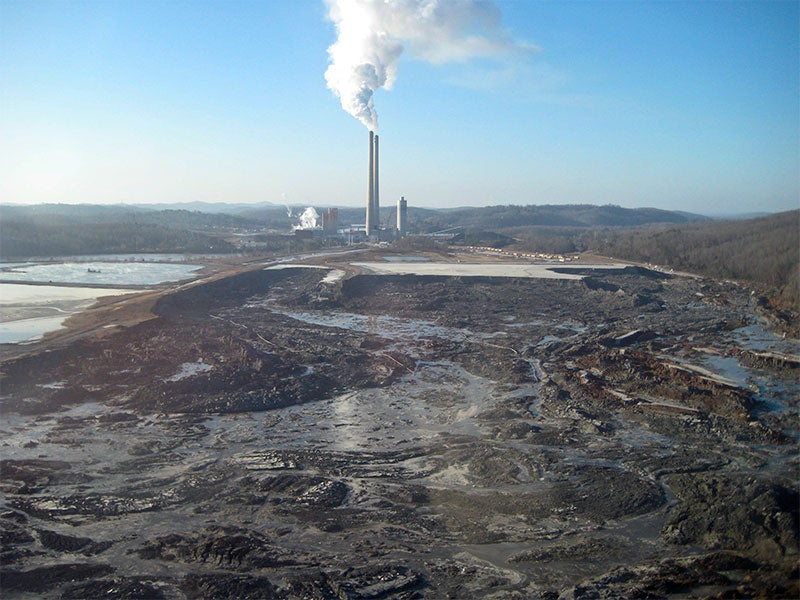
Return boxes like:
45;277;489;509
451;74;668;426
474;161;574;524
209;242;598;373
585;210;799;309
0;204;257;230
0;221;236;258
410;204;707;232
310;204;705;232
0;204;258;257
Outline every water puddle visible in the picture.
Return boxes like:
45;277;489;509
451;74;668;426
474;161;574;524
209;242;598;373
700;355;752;388
716;325;800;415
165;361;213;381
733;323;800;355
270;308;499;346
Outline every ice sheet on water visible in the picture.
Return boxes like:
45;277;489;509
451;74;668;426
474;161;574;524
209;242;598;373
0;315;69;344
0;262;202;286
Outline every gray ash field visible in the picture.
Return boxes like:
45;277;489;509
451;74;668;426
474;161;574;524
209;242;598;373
1;251;798;599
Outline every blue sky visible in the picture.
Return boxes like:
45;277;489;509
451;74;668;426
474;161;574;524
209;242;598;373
1;0;797;214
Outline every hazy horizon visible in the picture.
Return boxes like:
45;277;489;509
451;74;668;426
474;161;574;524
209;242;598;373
2;1;798;213
2;198;793;220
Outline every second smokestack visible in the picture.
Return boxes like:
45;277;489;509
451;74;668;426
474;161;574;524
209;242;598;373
366;130;374;236
373;134;379;232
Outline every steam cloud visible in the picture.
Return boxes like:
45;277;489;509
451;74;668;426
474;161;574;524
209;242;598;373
295;207;320;229
325;0;530;131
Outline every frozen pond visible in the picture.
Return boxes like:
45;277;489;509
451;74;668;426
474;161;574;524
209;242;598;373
0;283;128;344
0;315;77;345
0;261;203;286
0;283;126;304
0;258;206;344
3;253;226;263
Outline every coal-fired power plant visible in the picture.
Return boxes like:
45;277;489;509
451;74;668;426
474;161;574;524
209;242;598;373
366;130;380;236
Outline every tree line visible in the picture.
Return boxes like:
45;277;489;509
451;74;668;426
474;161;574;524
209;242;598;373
1;205;257;231
0;220;235;258
495;211;798;309
582;211;799;308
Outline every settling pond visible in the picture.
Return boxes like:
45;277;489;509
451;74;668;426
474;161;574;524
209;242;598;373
0;260;205;344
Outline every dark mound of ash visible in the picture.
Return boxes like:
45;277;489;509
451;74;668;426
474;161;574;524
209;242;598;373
0;258;797;598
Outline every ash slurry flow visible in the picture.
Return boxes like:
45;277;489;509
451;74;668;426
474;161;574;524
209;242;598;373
0;259;797;598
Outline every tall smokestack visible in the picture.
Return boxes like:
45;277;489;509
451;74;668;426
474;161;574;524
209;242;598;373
366;130;374;237
373;134;380;232
397;196;407;237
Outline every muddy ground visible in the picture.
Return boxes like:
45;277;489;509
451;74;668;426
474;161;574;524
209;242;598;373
1;251;798;599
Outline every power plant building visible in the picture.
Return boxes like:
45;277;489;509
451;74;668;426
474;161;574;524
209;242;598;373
322;207;339;234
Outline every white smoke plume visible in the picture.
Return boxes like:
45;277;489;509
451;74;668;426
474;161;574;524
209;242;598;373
325;0;531;130
295;207;320;230
282;193;292;218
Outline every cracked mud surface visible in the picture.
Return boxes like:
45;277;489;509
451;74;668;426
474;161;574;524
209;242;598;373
1;253;798;598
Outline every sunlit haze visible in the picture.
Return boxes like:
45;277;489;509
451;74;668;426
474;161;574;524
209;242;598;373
1;0;797;214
